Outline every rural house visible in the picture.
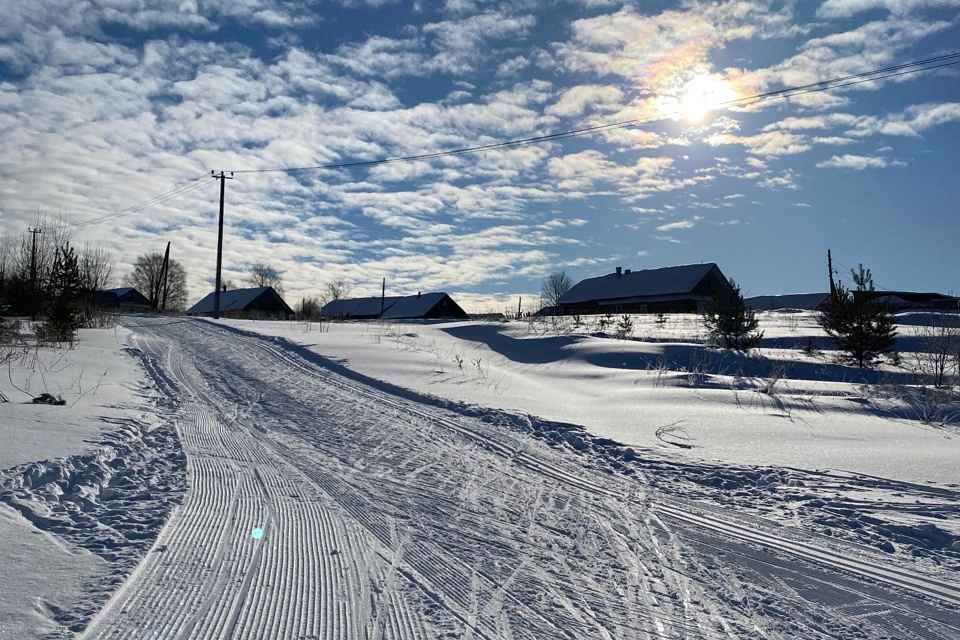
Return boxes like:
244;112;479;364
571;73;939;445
559;263;735;315
94;287;152;311
322;292;468;320
187;286;294;319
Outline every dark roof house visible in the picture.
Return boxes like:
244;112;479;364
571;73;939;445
322;292;468;320
187;287;294;319
94;287;151;310
559;263;734;314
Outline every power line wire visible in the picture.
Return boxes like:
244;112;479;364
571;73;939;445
225;51;960;176
71;176;213;228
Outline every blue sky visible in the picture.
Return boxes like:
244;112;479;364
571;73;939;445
0;0;958;311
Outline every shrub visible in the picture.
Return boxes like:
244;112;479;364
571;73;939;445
615;314;633;338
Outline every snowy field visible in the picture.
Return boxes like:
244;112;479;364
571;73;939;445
213;311;960;486
1;313;958;638
0;325;183;638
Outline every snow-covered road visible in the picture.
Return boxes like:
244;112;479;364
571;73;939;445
82;318;960;639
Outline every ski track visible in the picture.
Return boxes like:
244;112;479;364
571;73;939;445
82;318;960;639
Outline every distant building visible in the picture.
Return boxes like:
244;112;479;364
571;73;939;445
322;292;468;320
559;263;734;315
746;293;829;312
94;287;152;312
187;287;294;319
855;291;959;312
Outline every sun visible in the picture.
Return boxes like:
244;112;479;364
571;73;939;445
678;73;738;123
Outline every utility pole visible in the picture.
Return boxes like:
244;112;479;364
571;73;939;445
154;241;170;312
156;242;171;312
28;227;42;292
211;171;233;319
28;227;42;317
380;277;386;317
517;296;522;319
827;249;837;299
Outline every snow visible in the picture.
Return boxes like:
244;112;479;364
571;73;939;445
0;327;148;469
0;325;179;639
212;312;960;486
79;318;960;638
1;314;957;638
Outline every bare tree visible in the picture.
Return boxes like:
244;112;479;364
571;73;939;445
126;252;189;311
911;320;960;388
322;279;351;305
79;246;113;293
541;272;572;313
248;262;284;294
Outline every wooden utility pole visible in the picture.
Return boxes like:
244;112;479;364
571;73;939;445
211;171;234;319
827;249;837;299
155;241;170;312
28;227;42;293
380;277;386;317
517;296;522;319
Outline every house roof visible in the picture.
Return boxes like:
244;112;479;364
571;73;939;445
560;263;718;305
322;296;402;317
746;293;830;311
322;292;463;319
95;287;150;306
381;292;450;319
187;287;292;315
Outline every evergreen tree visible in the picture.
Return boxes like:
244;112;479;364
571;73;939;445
703;278;763;350
818;264;896;368
615;314;633;338
44;243;83;344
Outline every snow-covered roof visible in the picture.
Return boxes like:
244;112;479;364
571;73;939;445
187;287;291;315
560;263;718;305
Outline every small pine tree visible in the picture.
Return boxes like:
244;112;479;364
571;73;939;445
818;264;896;368
44;243;83;344
702;278;763;350
654;312;667;328
615;314;633;338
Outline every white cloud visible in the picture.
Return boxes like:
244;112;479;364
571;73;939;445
546;84;624;117
817;0;960;18
816;154;893;169
655;218;699;232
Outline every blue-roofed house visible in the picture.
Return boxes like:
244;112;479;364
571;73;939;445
187;287;294;319
321;292;468;320
94;287;152;311
559;263;735;315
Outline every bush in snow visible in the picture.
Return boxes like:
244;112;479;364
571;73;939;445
654;312;667;328
702;277;763;350
818;264;896;369
615;314;633;338
911;320;960;388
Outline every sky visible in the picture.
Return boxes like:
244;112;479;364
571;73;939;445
0;0;958;312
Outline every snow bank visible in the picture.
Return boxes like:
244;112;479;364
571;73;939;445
211;314;960;486
0;326;184;638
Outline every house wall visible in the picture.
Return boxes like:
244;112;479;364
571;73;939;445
560;297;706;315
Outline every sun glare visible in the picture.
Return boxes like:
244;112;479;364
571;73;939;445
679;74;738;123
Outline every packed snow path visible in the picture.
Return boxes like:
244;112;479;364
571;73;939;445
82;318;960;639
